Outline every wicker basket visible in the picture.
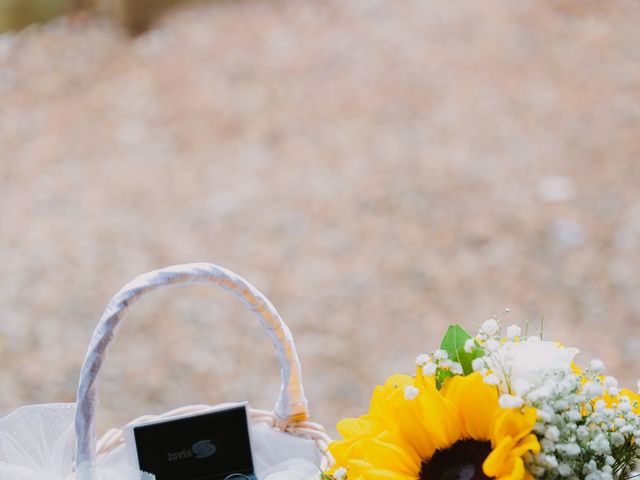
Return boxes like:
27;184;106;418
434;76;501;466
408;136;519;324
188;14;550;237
72;262;333;479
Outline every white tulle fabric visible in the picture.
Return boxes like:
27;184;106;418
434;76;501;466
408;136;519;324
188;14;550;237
0;404;153;480
251;425;320;477
0;404;320;480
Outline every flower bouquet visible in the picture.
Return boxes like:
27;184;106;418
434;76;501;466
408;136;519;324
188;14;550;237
325;316;640;480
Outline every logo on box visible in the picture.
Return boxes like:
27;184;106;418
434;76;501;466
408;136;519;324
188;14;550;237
166;439;217;462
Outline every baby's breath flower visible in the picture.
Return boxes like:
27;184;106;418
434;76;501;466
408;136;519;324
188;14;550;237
433;349;448;361
499;394;524;409
512;379;532;396
333;467;347;480
483;373;500;385
450;362;463;375
506;324;521;340
464;338;476;353
443;359;456;369
544;425;560;442
480;318;500;337
422;362;437;376
588;359;605;373
472;357;486;372
404;386;420;400
583;382;604;399
415;354;430;366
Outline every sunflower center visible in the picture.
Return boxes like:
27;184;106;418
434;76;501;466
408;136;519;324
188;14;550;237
419;439;492;480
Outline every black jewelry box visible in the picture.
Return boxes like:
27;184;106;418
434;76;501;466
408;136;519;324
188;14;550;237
124;403;257;480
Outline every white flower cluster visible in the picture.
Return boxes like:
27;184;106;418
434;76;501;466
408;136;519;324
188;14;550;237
415;349;463;377
467;319;640;479
470;318;510;389
470;319;580;412
522;366;640;479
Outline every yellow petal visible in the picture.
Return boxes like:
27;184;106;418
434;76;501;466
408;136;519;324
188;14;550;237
367;379;409;430
395;392;437;459
415;380;462;448
337;417;384;439
330;437;365;465
445;373;498;440
498;456;526;480
383;374;415;392
510;433;541;457
347;458;375;480
483;436;516;477
491;407;537;445
365;468;417;480
359;436;421;476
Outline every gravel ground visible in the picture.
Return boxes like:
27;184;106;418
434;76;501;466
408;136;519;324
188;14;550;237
1;0;640;437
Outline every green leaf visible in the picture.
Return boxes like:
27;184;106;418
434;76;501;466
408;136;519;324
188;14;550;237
439;324;484;376
435;368;453;390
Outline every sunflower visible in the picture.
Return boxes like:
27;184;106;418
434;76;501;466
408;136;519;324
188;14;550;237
328;372;540;480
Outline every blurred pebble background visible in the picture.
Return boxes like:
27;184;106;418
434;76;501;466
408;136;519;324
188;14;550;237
1;0;639;436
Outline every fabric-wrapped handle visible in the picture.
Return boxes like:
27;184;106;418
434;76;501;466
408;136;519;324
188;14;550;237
74;263;309;476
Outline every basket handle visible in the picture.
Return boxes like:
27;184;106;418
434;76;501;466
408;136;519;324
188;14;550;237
74;263;309;476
